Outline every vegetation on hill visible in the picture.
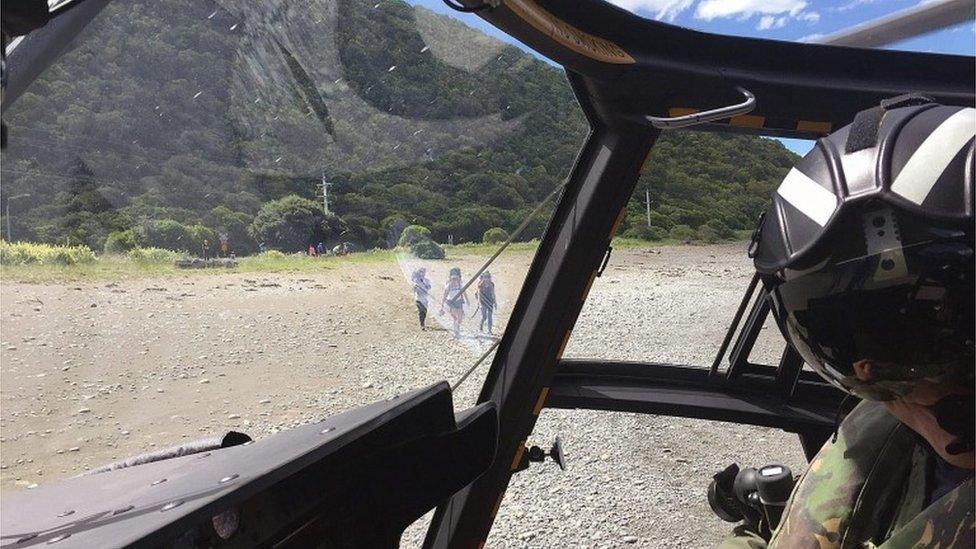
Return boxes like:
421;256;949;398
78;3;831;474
0;0;797;256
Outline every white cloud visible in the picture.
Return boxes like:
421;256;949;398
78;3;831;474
757;15;788;30
695;0;820;31
606;0;694;22
797;11;820;23
799;32;825;42
695;0;808;21
836;0;880;12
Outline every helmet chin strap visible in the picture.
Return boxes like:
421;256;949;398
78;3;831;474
931;393;976;455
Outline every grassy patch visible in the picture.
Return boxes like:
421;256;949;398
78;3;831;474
0;245;496;283
0;236;750;284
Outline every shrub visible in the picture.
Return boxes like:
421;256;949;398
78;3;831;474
0;241;96;266
187;224;218;252
104;230;139;254
648;211;675;231
411;239;445;260
128;247;179;264
622;224;666;241
398;225;432;247
705;219;736;240
697;225;720;243
143;219;194;252
257;250;286;259
210;206;258;256
482;227;509;245
668;224;696;242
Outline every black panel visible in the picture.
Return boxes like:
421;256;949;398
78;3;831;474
0;383;497;549
546;360;844;433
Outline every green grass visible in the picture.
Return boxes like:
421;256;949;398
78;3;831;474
0;236;749;284
0;251;389;283
0;244;533;283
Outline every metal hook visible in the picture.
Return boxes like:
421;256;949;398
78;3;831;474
646;87;756;130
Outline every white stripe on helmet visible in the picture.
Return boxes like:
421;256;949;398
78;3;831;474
776;168;837;226
891;108;976;205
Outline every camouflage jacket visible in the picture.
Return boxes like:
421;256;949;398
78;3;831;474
718;401;974;549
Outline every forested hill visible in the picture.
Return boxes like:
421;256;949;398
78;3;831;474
0;0;798;254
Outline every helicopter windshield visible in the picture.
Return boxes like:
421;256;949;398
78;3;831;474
0;0;580;506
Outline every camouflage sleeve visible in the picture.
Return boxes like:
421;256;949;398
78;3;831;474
716;525;767;549
877;478;974;549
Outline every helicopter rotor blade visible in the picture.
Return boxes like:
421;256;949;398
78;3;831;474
810;0;975;48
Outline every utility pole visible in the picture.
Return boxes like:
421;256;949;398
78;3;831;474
645;188;652;228
321;170;332;215
5;193;31;242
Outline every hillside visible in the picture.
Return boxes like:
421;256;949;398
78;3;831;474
0;0;797;254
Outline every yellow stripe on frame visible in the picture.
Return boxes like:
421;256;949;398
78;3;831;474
555;330;572;360
796;120;832;135
510;443;526;471
730;114;765;128
490;492;505;519
533;387;550;415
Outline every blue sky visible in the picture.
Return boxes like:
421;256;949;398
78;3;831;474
409;0;974;156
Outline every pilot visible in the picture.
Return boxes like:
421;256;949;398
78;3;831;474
721;96;974;548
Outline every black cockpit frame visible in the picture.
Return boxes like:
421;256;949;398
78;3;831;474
423;2;975;547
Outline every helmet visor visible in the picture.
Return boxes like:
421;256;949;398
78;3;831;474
772;239;974;400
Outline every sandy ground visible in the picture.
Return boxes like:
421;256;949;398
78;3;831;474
0;244;805;547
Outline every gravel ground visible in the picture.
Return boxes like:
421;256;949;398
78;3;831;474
0;243;806;547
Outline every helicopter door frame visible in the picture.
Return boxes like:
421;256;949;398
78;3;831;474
426;2;975;547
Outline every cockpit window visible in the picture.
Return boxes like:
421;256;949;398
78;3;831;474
0;0;583;494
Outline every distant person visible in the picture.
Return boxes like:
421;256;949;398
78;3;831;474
202;239;212;260
308;244;317;256
411;267;431;331
475;271;497;334
220;238;229;258
317;241;325;255
440;267;468;338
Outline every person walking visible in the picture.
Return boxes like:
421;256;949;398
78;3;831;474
475;271;497;334
440;267;468;338
411;267;431;331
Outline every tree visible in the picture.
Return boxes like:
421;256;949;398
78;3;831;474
248;195;332;252
187;224;218;252
705;219;735;240
210;206;257;255
622;225;665;241
669;224;696;242
0;0;796;256
697;225;720;243
482;227;509;244
142;219;194;251
339;215;383;249
104;229;138;254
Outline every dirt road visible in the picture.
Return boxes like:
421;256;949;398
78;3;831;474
0;244;805;547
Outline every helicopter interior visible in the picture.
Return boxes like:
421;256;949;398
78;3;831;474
1;0;974;547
